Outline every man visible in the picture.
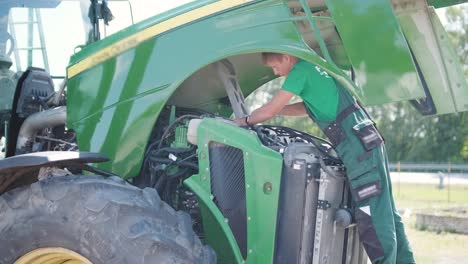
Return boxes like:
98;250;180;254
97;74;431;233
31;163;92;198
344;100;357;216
234;53;415;264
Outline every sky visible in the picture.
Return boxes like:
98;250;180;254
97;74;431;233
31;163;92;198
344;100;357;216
7;0;195;76
131;0;194;22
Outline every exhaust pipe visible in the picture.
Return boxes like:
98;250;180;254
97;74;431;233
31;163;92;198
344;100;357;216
16;106;67;154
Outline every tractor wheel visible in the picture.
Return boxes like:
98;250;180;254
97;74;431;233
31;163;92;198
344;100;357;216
0;175;216;264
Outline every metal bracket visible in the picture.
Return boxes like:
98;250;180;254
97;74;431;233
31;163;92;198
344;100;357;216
215;59;248;118
306;162;319;180
317;199;331;210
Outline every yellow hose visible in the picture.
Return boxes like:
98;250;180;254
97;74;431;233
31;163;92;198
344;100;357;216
14;248;92;264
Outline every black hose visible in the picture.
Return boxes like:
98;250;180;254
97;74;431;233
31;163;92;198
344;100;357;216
256;125;342;163
154;167;190;190
154;171;167;193
152;146;194;155
157;114;199;149
147;157;199;170
143;146;194;173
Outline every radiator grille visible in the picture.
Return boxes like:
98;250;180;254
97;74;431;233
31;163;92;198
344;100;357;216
209;142;247;258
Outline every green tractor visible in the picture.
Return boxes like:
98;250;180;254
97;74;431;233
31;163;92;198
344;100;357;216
0;0;466;263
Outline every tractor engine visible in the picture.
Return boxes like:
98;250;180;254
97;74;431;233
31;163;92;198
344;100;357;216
136;106;363;263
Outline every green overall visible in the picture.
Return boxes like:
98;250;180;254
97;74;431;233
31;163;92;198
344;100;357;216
282;60;415;264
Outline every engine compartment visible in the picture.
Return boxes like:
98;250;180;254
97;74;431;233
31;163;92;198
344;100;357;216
132;105;345;244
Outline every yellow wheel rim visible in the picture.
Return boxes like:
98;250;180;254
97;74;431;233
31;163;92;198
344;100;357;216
15;247;92;264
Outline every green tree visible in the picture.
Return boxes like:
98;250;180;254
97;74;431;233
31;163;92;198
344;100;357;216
371;104;467;163
368;103;424;162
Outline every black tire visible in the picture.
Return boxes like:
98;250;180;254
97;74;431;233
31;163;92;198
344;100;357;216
0;175;216;264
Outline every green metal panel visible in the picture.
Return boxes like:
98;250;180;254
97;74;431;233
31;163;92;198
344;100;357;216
325;0;425;105
396;1;455;114
66;0;355;178
395;1;468;114
427;0;467;8
185;178;244;264
428;7;468;113
185;118;283;264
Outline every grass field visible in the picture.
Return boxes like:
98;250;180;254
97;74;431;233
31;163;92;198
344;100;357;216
393;182;468;210
392;183;468;264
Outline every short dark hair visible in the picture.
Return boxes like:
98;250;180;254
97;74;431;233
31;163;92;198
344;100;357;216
261;52;284;64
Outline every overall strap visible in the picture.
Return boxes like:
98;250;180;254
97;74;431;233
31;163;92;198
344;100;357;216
304;79;362;147
305;102;361;147
335;103;360;124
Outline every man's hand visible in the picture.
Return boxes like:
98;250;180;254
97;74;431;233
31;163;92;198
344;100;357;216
231;89;295;126
233;90;295;125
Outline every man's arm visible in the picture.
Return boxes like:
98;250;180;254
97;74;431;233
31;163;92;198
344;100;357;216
279;102;308;116
234;90;295;125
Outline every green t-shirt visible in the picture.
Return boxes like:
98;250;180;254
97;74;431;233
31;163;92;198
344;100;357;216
282;60;338;121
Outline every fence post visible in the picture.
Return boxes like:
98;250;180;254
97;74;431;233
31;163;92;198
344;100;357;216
447;161;451;203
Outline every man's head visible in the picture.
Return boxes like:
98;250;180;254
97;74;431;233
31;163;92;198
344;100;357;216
262;53;298;76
